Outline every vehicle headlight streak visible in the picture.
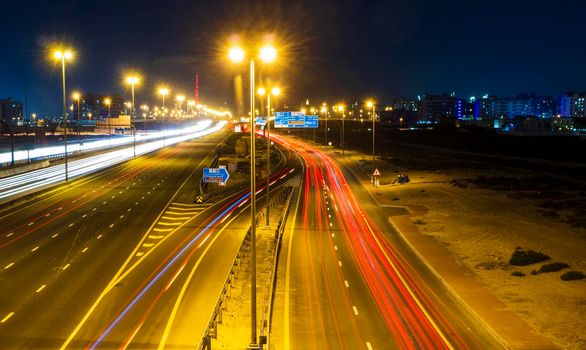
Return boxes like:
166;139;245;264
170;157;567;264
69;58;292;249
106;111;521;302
0;121;226;201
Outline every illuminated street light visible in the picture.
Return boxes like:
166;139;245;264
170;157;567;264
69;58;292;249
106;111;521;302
227;42;277;349
53;48;74;181
104;98;112;136
158;87;169;109
126;74;140;157
338;104;346;155
72;92;81;141
176;95;185;115
366;100;376;185
321;103;328;147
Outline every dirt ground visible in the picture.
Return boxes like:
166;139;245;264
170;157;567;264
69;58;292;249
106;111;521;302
347;148;586;349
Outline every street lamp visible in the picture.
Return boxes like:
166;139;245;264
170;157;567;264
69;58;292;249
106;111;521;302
188;100;195;115
53;49;73;181
126;75;140;157
257;86;280;227
228;42;277;349
72;92;81;141
321;104;328;147
158;87;169;110
176;95;185;116
366;100;376;175
338;104;345;155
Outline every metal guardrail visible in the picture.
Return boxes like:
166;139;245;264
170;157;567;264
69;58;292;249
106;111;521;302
258;187;294;349
197;186;294;350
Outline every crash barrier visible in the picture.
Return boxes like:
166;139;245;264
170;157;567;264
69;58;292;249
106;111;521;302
258;186;294;349
198;186;294;350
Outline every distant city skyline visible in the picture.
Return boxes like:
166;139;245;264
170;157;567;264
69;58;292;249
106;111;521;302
1;0;585;117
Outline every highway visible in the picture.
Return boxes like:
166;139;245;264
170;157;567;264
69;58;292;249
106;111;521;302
0;128;236;349
271;134;504;350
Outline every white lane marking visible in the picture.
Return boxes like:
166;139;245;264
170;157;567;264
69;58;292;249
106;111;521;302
45;213;51;217
147;192;151;195
141;197;145;200
92;208;97;211
366;342;373;350
142;243;154;248
6;232;14;237
62;264;70;270
111;196;116;199
58;207;63;210
329;222;333;227
331;233;335;238
157;222;181;226
82;214;88;218
338;261;342;267
344;280;349;288
152;187;156;190
68;223;74;227
127;208;132;212
31;246;39;252
161;216;191;220
36;285;47;293
148;235;164;239
119;215;124;219
136;252;144;257
353;306;359;315
92;190;96;193
82;247;88;253
97;234;102;239
119;191;123;194
153;228;173;232
28;222;35;226
135;202;139;205
126;187;129;190
102;201;107;205
82;194;86;197
1;312;15;323
165;211;199;215
109;224;114;228
4;262;14;270
334;245;338;251
52;233;59;238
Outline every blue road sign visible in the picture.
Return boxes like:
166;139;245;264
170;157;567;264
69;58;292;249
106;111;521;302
255;116;267;126
203;167;230;183
274;112;318;128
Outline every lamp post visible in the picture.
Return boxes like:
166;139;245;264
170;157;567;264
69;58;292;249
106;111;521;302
338;104;345;155
104;98;111;136
176;95;185;117
53;49;73;181
72;92;81;142
367;100;376;174
228;43;276;349
261;86;280;227
126;75;139;155
158;87;169;110
321;104;328;147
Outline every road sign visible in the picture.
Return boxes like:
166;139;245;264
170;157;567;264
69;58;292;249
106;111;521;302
255;116;267;126
203;167;230;183
274;112;318;128
373;168;381;176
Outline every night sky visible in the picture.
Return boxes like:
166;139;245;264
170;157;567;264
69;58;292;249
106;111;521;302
1;0;585;116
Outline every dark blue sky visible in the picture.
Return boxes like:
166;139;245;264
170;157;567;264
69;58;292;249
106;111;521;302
1;0;585;116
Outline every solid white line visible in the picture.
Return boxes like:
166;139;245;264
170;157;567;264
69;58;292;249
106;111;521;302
353;306;359;315
1;312;15;323
36;285;46;293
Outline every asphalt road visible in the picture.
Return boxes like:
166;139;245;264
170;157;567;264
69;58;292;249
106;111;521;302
0;130;239;349
271;134;504;350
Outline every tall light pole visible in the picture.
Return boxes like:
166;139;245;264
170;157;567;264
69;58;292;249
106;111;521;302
126;75;140;157
321;104;328;147
72;92;81;141
104;97;111;136
338;104;346;155
262;86;280;227
176;95;185;117
229;43;276;349
158;87;169;116
367;100;376;173
53;49;73;181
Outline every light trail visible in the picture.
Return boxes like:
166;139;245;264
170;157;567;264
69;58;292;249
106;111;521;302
270;133;469;349
0;121;226;201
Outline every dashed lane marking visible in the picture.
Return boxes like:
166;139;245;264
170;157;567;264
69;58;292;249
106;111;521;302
68;223;74;227
28;222;35;226
62;264;70;270
136;252;144;257
338;261;342;267
353;306;359;316
142;243;154;248
153;228;173;232
109;224;114;228
157;222;181;226
334;245;338;251
4;262;14;270
6;233;13;237
52;233;59;238
161;216;192;220
82;247;88;253
366;342;373;350
345;280;349;288
36;285;46;293
97;234;102;239
148;235;164;240
31;246;39;252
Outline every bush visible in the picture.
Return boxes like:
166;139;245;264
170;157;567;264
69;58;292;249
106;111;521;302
511;271;525;277
537;262;569;274
560;271;586;281
509;248;550;266
413;219;426;225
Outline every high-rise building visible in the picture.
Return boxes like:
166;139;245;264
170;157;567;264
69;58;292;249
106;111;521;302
0;97;23;124
417;93;458;122
558;92;585;118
